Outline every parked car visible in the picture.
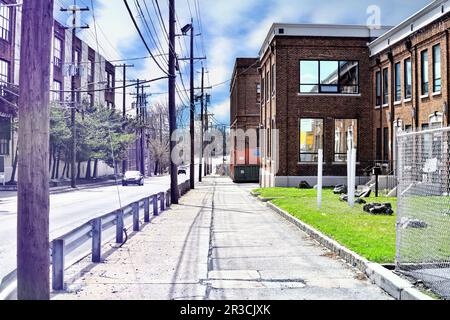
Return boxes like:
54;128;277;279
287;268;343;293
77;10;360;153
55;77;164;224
178;167;187;175
122;171;144;186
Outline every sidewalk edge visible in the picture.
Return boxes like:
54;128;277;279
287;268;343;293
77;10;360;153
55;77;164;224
256;197;433;300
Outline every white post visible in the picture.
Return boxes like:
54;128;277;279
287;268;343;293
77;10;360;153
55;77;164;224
317;148;323;209
349;147;357;207
347;126;355;207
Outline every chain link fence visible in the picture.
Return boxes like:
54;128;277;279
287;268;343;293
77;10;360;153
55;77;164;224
396;126;450;299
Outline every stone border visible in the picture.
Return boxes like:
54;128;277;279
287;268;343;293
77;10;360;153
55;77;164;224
251;192;433;300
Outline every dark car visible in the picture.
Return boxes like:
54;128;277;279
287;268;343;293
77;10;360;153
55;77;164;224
178;167;187;175
122;171;144;186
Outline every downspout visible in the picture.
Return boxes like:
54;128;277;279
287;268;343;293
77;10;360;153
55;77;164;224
377;58;382;161
388;49;395;165
413;45;419;129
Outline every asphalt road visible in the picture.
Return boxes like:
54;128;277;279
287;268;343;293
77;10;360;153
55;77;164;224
0;172;192;282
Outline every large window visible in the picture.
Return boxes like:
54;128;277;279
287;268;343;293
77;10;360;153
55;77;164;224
52;80;62;101
382;68;389;105
300;60;359;94
299;118;323;162
433;44;441;93
375;71;381;106
0;59;9;96
54;37;62;68
404;58;412;99
334;119;357;162
421;49;428;95
0;4;10;41
394;62;401;102
266;70;270;101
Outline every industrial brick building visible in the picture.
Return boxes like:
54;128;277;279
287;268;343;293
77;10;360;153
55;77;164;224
0;1;116;182
229;57;261;182
258;24;390;187
369;0;449;167
229;0;450;188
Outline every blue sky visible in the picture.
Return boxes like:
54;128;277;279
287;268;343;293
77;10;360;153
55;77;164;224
55;0;432;126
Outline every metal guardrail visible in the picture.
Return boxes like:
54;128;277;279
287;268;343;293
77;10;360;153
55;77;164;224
0;180;191;299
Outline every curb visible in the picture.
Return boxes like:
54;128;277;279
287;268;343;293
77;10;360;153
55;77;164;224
256;197;433;300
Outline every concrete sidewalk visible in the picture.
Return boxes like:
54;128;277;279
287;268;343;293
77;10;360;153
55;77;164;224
53;176;391;300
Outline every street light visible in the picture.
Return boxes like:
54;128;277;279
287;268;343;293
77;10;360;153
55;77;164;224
181;23;193;35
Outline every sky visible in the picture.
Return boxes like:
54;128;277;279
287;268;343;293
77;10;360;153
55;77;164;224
54;0;433;126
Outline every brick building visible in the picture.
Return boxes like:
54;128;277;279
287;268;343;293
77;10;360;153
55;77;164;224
369;0;449;166
259;24;390;187
229;58;261;182
0;1;116;181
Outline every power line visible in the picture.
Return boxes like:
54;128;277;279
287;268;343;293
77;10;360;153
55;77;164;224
123;0;170;77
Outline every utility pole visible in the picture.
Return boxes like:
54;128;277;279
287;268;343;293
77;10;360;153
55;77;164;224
188;20;195;189
204;96;210;176
115;63;134;174
135;79;140;171
140;85;146;176
17;0;54;300
199;67;204;182
168;0;179;203
63;1;89;189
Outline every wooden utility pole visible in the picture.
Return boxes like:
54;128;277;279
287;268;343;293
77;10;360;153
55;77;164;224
140;85;145;176
189;20;195;189
168;0;179;203
199;67;204;182
17;0;54;300
62;1;89;188
135;79;140;171
115;63;134;174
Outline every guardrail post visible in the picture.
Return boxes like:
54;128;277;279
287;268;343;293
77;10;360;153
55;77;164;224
92;218;102;263
132;202;140;231
52;239;65;291
160;192;166;211
116;209;124;243
153;194;159;216
144;197;150;222
166;190;171;207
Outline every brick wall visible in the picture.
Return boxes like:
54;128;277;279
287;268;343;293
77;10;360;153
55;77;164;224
370;13;450;161
261;36;373;180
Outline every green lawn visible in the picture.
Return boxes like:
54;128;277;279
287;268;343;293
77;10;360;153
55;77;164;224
253;187;397;263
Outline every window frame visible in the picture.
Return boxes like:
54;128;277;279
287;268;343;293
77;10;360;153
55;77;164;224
0;58;9;96
382;67;389;105
421;49;429;96
52;80;62;101
375;71;381;106
299;59;360;95
298;118;324;163
404;58;412;99
0;3;11;42
432;44;441;93
53;36;63;69
334;119;358;162
394;62;401;102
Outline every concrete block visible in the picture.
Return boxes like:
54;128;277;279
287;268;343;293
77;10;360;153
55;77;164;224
400;287;435;300
366;263;412;300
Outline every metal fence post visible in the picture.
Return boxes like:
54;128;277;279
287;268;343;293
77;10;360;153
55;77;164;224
153;194;159;216
160;192;166;211
144;197;150;222
116;209;124;244
92;218;102;263
132;202;140;231
52;239;65;291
